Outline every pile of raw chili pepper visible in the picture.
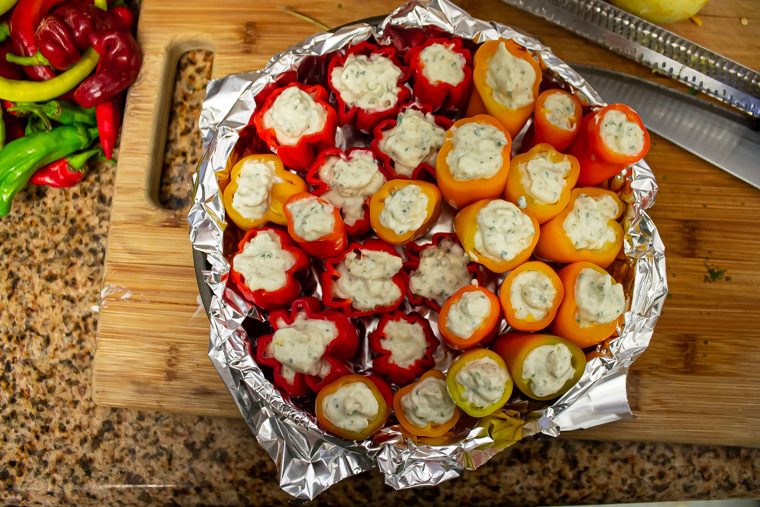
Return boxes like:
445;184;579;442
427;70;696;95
0;0;141;217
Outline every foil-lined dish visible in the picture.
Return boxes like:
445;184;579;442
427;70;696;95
189;0;668;500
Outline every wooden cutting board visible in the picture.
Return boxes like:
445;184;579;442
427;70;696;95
93;0;760;448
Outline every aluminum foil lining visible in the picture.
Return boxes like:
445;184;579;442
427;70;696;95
189;0;668;500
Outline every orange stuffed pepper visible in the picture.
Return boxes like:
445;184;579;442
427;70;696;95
467;39;542;138
438;285;501;350
393;370;461;437
492;332;586;401
435;115;512;209
534;187;624;269
222;154;307;231
454;198;540;273
503;143;580;224
446;348;513;418
315;374;390;441
522;89;583;152
499;261;564;332
369;179;441;245
551;262;627;348
283;192;347;259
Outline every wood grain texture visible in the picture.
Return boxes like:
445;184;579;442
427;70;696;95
92;0;760;447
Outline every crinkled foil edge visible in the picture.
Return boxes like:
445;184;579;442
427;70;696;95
188;0;668;500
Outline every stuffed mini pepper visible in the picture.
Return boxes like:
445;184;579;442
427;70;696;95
552;262;626;348
454;198;540;273
321;239;405;317
255;297;358;396
394;369;460;437
368;311;438;385
522;89;584;152
307;147;387;237
438;285;501;350
468;39;542;138
222;154;307;231
371;102;451;180
253;82;337;171
567;103;650;186
404;37;473;112
230;228;310;310
328;41;411;133
534;187;624;268
404;233;481;312
499;261;564;332
503;143;580;224
436;115;512;209
315;374;391;440
369;179;442;245
492;333;586;401
283;192;347;259
446;348;513;417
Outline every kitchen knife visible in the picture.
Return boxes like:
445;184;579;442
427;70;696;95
570;64;760;190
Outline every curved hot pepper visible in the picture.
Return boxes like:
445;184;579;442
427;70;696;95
522;89;583;152
222;154;307;231
230;228;310;311
404;37;472;113
402;232;482;313
454;198;540;273
283;192;347;259
567;103;650;186
255;297;358;397
29;146;101;187
315;374;390;440
503;143;580;224
438;285;501;350
253;82;337;171
491;332;586;401
533;187;624;268
368;179;441;245
435;114;512;209
327;41;411;134
368;310;438;385
445;348;513;418
468;39;542;138
551;261;625;348
371;101;452;180
393;369;461;438
321;238;405;318
499;261;564;332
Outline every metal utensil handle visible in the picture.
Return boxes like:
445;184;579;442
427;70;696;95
500;0;760;118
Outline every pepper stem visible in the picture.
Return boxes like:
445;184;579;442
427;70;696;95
6;51;52;68
277;6;330;31
0;23;9;43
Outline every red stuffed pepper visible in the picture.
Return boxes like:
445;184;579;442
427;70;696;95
283;192;347;259
253;82;338;171
255;297;358;397
403;232;481;313
230;228;310;310
327;41;411;133
567;103;650;186
368;311;438;386
371;102;453;180
306;147;387;237
321;239;405;318
404;37;473;113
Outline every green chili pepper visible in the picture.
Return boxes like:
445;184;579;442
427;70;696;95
24;113;50;136
10;100;97;126
0;125;98;216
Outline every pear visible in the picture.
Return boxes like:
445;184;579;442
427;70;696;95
610;0;709;24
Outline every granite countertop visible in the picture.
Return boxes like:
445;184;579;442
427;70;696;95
1;44;759;506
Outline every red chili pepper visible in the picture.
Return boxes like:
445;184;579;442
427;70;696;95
370;101;453;180
95;94;119;160
9;0;67;81
29;146;101;187
0;40;24;80
368;311;438;386
255;296;358;397
229;228;311;311
109;6;134;32
403;37;473;113
321;238;406;318
327;41;411;133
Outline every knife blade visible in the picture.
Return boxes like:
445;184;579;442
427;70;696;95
570;64;760;190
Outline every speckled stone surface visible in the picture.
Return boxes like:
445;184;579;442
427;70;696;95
1;46;759;506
